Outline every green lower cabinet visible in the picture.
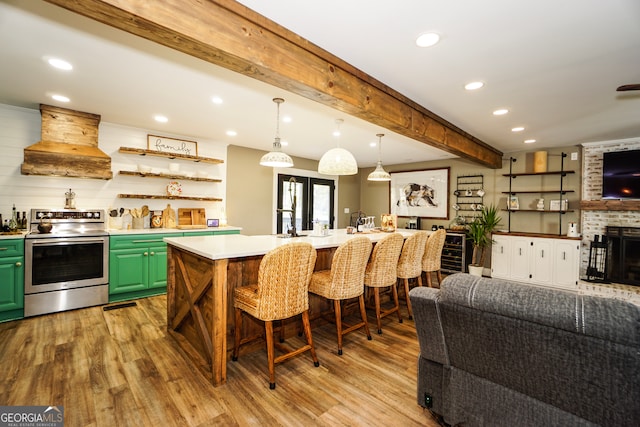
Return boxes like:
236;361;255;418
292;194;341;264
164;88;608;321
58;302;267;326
108;234;173;303
0;239;25;322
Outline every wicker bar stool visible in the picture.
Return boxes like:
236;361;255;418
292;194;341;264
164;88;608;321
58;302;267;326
364;232;404;334
232;242;319;390
309;236;373;355
422;228;447;288
396;230;429;319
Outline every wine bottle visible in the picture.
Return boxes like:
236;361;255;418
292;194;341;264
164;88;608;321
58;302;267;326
21;211;27;229
356;212;364;233
8;204;17;231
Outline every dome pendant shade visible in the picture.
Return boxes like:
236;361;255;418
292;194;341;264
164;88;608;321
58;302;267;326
318;147;358;175
368;161;391;181
367;133;391;181
260;98;293;168
260;137;293;167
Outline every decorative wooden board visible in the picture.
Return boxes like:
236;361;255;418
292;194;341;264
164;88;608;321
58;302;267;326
178;208;206;226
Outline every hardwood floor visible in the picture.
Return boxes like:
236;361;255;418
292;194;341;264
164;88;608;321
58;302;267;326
0;295;440;426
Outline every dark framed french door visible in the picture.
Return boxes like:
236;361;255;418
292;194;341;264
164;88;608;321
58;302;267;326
276;174;335;234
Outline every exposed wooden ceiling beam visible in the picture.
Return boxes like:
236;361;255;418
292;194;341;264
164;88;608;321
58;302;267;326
45;0;503;168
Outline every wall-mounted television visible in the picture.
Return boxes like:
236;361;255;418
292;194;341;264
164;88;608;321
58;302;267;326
602;149;640;199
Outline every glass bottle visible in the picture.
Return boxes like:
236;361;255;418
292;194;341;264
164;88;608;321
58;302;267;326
21;211;28;229
8;204;17;231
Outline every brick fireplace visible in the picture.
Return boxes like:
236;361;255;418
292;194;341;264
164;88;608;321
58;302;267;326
580;138;640;281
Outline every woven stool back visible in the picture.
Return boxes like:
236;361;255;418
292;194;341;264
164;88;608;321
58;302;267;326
422;228;446;272
256;242;317;320
326;236;373;300
364;232;404;288
397;231;429;279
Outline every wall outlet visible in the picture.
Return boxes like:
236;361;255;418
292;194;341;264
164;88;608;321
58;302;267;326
571;152;578;161
344;207;350;214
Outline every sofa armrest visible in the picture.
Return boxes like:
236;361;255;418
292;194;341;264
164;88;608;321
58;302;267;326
409;286;448;365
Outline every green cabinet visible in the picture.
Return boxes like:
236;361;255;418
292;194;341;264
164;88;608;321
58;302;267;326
109;234;173;302
0;238;24;322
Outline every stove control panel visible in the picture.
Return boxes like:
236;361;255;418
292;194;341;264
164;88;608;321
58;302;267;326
31;209;105;223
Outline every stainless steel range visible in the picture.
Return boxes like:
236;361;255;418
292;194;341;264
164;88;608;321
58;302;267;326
25;209;109;317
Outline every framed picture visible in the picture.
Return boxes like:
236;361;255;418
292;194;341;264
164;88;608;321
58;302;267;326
381;213;397;232
207;218;219;227
508;195;520;210
549;199;568;211
147;134;198;157
390;168;449;219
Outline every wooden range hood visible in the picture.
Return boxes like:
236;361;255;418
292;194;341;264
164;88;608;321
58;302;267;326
21;104;112;180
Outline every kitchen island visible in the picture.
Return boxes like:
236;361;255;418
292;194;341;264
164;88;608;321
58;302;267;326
164;229;420;386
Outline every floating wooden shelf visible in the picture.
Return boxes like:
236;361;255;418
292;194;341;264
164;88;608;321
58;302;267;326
118;194;222;202
118;170;222;183
119;147;224;164
502;190;575;194
502;209;574;213
580;200;640;211
503;170;575;177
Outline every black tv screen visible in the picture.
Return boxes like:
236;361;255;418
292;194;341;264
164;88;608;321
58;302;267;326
602;149;640;199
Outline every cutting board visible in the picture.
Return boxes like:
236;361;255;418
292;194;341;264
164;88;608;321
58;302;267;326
178;208;206;227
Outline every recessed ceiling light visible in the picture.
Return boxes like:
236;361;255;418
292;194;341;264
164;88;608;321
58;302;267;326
282;115;292;123
51;94;70;103
493;109;509;116
369;142;377;147
332;130;341;137
511;127;525;132
226;130;237;137
47;58;73;70
524;139;536;144
211;96;223;105
281;140;289;146
416;32;440;48
464;81;484;91
154;115;168;123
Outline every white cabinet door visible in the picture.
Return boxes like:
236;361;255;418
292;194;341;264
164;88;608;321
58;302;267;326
530;238;553;285
554;240;580;289
510;237;531;282
491;234;510;279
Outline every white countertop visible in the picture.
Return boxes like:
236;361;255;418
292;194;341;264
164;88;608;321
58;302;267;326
0;232;27;240
164;229;424;261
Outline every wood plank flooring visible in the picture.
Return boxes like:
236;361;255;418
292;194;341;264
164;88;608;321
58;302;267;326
0;295;440;426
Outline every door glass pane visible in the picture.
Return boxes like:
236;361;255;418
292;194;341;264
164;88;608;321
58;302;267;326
281;179;304;233
312;183;331;226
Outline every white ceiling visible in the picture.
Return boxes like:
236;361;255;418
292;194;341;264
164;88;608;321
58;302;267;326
1;0;640;168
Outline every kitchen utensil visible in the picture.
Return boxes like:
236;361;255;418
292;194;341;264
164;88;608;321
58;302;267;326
119;208;124;217
141;205;150;217
109;209;118;217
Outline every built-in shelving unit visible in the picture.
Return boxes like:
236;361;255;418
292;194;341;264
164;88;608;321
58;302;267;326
118;147;224;164
503;152;575;235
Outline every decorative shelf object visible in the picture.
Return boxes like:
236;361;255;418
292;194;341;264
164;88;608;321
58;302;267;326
118;147;223;164
453;174;484;223
118;194;222;202
118;170;222;183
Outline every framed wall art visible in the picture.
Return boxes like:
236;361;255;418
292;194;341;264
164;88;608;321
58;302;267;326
390;168;449;219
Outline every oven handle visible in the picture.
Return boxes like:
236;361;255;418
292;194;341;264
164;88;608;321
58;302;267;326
28;237;107;246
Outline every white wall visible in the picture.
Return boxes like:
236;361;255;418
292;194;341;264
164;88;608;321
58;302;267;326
0;104;227;225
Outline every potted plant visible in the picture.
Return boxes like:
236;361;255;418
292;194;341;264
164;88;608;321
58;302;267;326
466;204;502;276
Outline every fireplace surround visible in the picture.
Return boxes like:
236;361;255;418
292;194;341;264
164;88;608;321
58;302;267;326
607;226;640;286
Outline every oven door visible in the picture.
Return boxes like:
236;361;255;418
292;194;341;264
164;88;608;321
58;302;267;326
25;236;109;294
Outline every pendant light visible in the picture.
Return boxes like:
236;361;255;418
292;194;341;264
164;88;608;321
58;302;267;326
367;133;391;181
318;119;358;175
260;97;293;168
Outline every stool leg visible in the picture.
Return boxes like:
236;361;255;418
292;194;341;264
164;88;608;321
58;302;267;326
373;288;383;334
391;283;403;323
436;270;443;288
301;310;320;367
403;278;413;319
334;299;343;355
265;320;276;389
426;271;433;288
358;294;372;341
232;307;242;361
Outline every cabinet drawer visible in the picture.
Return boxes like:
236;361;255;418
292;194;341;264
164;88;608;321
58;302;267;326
0;239;24;258
110;234;174;249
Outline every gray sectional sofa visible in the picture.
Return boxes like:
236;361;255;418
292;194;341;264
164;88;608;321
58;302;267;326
409;273;640;426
